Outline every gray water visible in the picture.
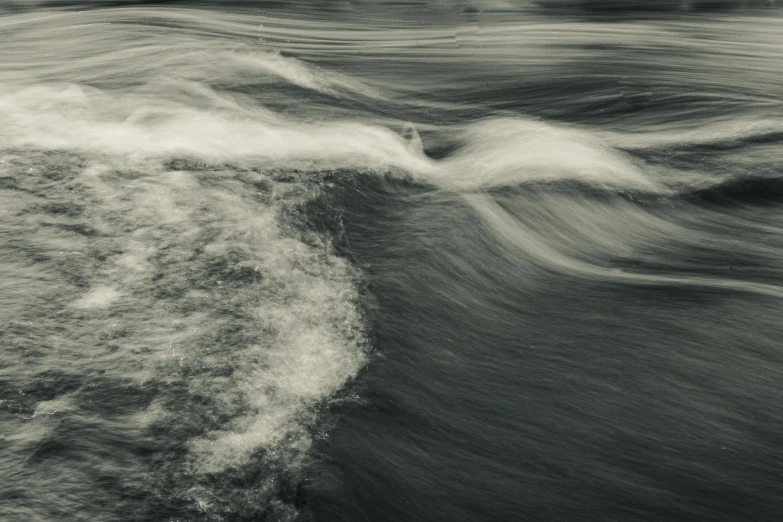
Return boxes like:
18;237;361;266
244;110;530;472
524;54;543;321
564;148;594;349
1;2;783;521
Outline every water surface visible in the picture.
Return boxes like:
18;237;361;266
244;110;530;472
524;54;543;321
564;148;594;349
1;2;783;521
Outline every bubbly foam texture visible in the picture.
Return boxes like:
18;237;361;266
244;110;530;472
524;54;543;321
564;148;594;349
73;163;368;474
21;157;365;474
180;187;367;472
71;285;121;309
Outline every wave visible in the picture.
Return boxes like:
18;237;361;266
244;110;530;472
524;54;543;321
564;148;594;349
0;82;425;170
8;76;783;202
432;118;656;190
464;193;783;298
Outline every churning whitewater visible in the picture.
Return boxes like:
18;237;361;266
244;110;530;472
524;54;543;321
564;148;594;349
2;2;783;521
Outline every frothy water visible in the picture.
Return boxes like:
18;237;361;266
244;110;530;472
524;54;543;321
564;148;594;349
2;3;783;521
0;148;368;518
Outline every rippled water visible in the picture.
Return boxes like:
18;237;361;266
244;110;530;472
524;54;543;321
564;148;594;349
1;2;783;521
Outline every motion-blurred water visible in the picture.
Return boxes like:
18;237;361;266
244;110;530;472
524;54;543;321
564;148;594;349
1;2;783;521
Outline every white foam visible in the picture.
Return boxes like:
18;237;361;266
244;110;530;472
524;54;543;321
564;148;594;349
72;163;368;473
187;198;367;472
435;118;657;190
2;81;658;193
72;286;121;309
0;83;430;174
29;395;75;419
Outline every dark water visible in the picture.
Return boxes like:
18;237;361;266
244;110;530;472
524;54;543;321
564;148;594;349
2;2;783;521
